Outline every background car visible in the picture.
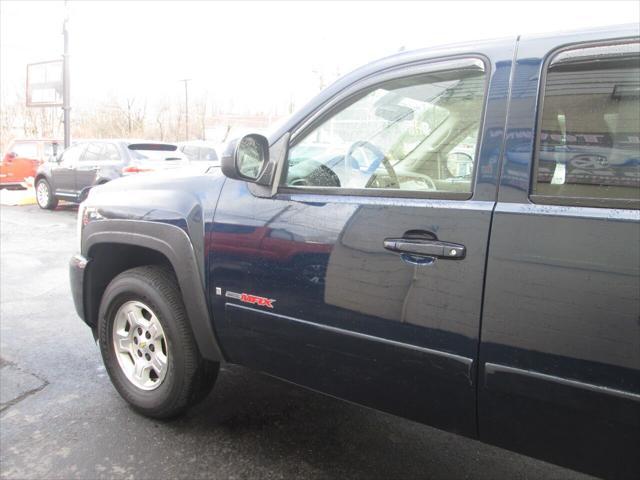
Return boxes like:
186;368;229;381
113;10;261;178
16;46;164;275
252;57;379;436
0;138;61;188
34;139;187;209
178;140;223;171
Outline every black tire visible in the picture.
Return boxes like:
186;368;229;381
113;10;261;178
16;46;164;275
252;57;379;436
35;178;58;210
98;265;219;418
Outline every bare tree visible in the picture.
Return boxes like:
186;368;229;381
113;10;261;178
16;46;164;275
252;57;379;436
155;103;170;141
0;97;19;152
194;93;207;140
174;102;183;142
122;97;146;137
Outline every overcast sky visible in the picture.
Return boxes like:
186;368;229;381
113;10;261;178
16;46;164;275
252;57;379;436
1;1;639;114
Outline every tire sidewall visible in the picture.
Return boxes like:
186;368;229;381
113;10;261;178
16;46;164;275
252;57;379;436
98;273;189;413
36;179;51;209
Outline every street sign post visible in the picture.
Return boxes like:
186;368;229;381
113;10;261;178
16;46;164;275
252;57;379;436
26;60;63;107
25;3;70;148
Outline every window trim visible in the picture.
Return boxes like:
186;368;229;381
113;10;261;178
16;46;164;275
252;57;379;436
277;55;490;201
529;38;640;210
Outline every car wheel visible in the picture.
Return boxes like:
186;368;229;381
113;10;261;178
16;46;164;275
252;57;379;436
98;265;219;418
35;178;58;210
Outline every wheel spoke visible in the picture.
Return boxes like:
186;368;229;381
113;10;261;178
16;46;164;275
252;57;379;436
150;354;165;375
116;335;132;353
133;360;149;382
148;321;161;340
127;308;148;328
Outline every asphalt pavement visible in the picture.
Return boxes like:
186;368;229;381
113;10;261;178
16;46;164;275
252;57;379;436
0;203;594;480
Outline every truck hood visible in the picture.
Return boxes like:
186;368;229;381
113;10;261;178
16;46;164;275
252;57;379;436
84;168;227;239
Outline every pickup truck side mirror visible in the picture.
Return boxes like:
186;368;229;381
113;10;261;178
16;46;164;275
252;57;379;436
221;134;272;185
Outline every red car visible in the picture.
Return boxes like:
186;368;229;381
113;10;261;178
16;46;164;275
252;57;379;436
1;139;61;188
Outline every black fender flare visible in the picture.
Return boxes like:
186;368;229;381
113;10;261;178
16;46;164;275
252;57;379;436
83;219;223;362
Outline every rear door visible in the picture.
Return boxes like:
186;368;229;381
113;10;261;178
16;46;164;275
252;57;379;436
479;30;640;478
210;45;513;436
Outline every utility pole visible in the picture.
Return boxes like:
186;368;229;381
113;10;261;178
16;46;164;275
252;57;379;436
62;0;70;148
180;79;191;140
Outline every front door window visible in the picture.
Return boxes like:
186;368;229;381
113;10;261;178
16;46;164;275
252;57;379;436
285;67;486;195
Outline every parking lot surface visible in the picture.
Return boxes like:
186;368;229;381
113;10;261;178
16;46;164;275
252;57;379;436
0;204;593;480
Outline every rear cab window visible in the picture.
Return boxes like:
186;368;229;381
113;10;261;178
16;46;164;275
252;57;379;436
11;142;39;159
128;143;184;163
531;41;640;208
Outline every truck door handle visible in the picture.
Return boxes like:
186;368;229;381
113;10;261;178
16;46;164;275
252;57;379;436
383;238;466;259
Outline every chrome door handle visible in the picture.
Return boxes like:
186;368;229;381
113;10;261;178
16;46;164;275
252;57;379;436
383;238;466;259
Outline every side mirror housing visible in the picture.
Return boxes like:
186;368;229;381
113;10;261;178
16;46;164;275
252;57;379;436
221;133;272;185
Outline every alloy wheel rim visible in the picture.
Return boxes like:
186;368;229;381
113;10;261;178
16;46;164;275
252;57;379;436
112;300;169;390
36;182;49;207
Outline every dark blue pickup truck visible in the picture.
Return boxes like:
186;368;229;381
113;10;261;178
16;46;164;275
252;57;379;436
70;25;640;479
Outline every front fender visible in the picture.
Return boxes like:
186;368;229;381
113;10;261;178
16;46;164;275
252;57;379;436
82;219;224;362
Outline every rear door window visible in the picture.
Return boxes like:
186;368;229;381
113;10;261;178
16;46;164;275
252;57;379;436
532;42;640;207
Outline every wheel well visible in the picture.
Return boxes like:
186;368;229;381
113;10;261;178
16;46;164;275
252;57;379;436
85;243;174;328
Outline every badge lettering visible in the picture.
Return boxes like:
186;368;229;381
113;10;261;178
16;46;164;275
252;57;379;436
240;293;274;308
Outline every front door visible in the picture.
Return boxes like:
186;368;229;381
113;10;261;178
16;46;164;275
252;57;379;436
75;142;103;192
52;142;86;196
210;51;512;436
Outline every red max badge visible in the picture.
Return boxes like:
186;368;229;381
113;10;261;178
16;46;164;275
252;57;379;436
224;290;275;309
240;293;275;308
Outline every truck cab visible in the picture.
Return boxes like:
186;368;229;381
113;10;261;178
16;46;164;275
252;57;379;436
71;25;639;479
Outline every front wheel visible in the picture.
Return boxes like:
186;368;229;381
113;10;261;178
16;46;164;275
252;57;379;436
35;178;58;210
98;266;219;418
